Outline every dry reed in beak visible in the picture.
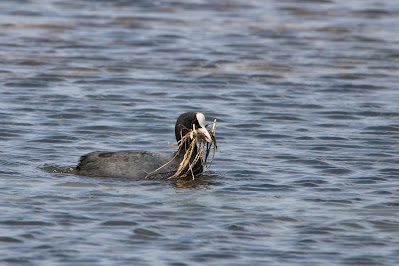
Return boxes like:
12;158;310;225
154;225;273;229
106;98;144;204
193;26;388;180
145;119;217;180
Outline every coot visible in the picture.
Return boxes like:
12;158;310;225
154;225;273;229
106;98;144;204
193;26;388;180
72;112;212;178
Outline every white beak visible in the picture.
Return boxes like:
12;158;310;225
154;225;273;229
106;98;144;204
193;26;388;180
197;127;212;143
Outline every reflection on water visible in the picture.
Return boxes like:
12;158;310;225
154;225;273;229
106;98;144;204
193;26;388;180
1;0;399;264
42;164;219;189
42;164;75;174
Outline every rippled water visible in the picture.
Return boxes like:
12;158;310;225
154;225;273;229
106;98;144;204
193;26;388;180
1;0;399;264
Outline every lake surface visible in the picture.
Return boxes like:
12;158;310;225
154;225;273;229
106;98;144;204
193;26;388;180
1;0;399;265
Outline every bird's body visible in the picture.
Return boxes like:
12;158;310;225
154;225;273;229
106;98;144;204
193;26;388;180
73;150;202;179
72;112;211;179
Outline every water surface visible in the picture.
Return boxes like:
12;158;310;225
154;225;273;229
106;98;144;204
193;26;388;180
1;0;399;265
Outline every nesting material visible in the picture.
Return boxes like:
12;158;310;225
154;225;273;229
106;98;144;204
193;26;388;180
145;119;217;180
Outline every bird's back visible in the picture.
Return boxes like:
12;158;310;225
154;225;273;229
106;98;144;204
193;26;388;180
73;151;182;178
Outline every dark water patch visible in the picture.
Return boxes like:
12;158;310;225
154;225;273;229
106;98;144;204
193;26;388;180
4;80;49;88
101;220;138;226
316;27;351;34
33;73;66;82
323;84;388;92
300;104;325;109
133;228;162;237
93;201;147;209
284;7;333;17
77;125;118;131
315;123;349;128
9;10;42;16
240;184;292;192
249;27;297;40
104;66;132;72
325;114;359;120
342;256;385;266
51;213;96;225
323;72;388;80
56;44;107;50
2;257;31;264
359;138;398;147
30;195;76;202
29;136;78;144
370;190;392;196
0;170;19;175
378;168;399;175
296;129;315;137
191;252;238;262
312;143;365;150
349;176;387;183
309;146;332;151
2;220;53;226
297;226;340;235
0;236;23;243
292;179;328;187
75;78;134;85
234;123;263;129
365;200;399;209
274;155;299;160
142;91;168;97
180;1;254;10
197;73;249;85
317;136;348;141
337;222;365;230
225;169;265;177
363;125;399;133
357;111;399;118
292;181;318;187
18;59;44;66
51;67;103;73
40;94;75;103
320;168;352;175
54;56;112;62
47;113;86;119
316;110;357;116
11;107;36;113
34;244;52;250
289;159;331;167
303;198;354;205
250;73;284;80
267;115;305;122
295;136;314;140
350;9;392;18
274;216;297;222
350;179;378;185
111;17;147;28
227;224;246;231
255;134;291;139
0;131;20;138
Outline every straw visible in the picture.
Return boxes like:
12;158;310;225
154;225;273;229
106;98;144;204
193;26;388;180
144;119;217;180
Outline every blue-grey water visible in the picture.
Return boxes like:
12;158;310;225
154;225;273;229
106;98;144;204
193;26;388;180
1;0;399;265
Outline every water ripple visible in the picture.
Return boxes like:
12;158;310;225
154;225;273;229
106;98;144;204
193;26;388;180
1;0;399;265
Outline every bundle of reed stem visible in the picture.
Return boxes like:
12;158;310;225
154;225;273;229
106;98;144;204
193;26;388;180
145;119;217;180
